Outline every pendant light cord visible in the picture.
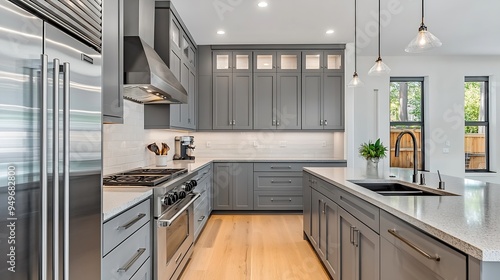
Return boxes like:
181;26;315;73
354;0;357;72
378;0;381;58
421;0;425;25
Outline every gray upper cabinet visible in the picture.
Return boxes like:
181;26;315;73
102;0;123;124
152;3;196;130
302;51;344;130
213;51;253;130
253;51;301;130
213;163;253;210
302;50;343;73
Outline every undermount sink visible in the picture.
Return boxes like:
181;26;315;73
348;180;457;196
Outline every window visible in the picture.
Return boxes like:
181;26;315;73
389;77;425;170
464;77;489;172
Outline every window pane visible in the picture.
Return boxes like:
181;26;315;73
390;126;423;170
280;54;298;70
390;82;422;122
256;55;273;69
216;55;229;70
465;126;487;170
327;54;342;69
464;81;487;121
305;54;321;70
235;55;249;70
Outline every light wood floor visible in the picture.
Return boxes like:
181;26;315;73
180;214;330;280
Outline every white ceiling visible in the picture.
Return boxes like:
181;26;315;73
170;0;500;56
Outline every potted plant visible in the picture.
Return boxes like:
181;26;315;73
359;138;388;178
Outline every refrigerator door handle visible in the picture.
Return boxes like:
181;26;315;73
41;54;49;280
52;58;61;280
62;62;71;280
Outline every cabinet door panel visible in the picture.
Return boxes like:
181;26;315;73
253;73;276;129
323;74;344;130
254;51;276;72
277;51;301;72
310;190;323;255
170;50;181;79
302;51;323;73
232;163;254;210
233;73;253;129
213;74;233;129
302;74;323;129
324;50;343;72
213;163;232;210
340;210;356;280
324;199;339;278
233;51;252;73
179;62;190;127
359;222;380;280
277;73;301;129
213;51;232;73
303;175;312;237
188;69;196;128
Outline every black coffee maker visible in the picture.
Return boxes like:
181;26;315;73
173;136;195;160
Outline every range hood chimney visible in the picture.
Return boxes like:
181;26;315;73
123;0;187;104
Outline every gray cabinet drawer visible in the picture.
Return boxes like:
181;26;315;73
254;162;304;172
380;211;466;280
254;191;302;210
194;194;209;240
103;199;151;255
254;172;303;191
130;258;151;280
337;189;379;233
102;223;151;280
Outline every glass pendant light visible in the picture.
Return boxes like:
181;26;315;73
368;0;390;76
348;0;364;87
405;0;442;53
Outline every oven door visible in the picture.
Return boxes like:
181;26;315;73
155;193;200;280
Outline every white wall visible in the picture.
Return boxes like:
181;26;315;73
103;100;345;175
346;52;500;183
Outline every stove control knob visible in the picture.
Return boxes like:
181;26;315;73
184;182;192;192
161;194;173;206
179;191;187;199
190;180;198;187
172;192;179;202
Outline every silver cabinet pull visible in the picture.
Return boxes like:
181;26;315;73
353;229;360;247
117;248;146;272
40;54;49;280
272;119;276;126
117;213;146;230
158;193;201;227
350;226;356;244
324;120;328;125
276;120;280;126
62;62;71;280
271;198;292;202
233;120;236;125
52;58;61;280
323;202;326;214
270;166;292;169
198;216;206;222
320;120;323;125
271;180;292;184
388;229;441;261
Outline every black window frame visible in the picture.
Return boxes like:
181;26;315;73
464;76;490;172
389;77;426;171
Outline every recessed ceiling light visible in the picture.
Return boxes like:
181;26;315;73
217;30;225;35
258;2;268;8
326;30;335;34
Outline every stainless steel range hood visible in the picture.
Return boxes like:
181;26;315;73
123;36;187;104
122;0;187;104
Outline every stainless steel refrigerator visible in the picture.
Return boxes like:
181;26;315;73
0;0;102;279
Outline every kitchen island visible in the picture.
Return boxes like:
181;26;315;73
304;167;500;279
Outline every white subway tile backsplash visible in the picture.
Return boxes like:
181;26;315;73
103;100;346;175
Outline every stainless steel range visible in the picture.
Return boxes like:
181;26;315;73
103;167;199;280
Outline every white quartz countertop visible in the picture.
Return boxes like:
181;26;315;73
304;167;500;261
103;188;152;222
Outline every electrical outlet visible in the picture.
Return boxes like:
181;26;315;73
321;141;327;147
279;141;287;147
253;141;258;147
206;141;211;148
442;148;450;154
445;140;451;147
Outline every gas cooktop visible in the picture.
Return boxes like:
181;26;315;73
103;168;188;186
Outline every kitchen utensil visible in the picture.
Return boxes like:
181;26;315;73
162;142;170;155
147;143;160;155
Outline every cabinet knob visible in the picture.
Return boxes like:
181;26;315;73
324;120;328;126
276;120;280;126
320;120;323;126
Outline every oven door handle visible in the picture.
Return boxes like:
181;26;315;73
157;193;201;227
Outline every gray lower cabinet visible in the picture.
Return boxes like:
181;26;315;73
303;173;312;237
339;207;379;280
102;199;151;280
213;163;253;210
380;210;466;280
302;73;344;130
102;0;123;124
194;165;212;240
